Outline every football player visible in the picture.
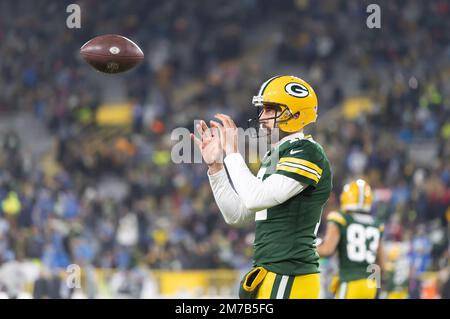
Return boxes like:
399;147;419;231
192;75;332;299
317;179;385;299
383;243;410;299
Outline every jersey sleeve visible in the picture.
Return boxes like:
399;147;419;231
275;141;324;187
326;211;347;230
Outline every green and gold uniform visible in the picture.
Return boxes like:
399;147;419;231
240;134;332;299
327;211;384;299
385;251;410;299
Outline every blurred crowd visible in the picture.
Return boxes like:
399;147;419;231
0;0;449;298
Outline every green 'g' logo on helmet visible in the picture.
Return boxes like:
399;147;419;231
284;83;309;98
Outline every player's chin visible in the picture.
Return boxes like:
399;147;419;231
259;125;276;139
264;127;277;136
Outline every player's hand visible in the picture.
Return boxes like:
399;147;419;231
212;114;239;156
191;120;224;174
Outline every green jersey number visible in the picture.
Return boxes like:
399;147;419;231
346;224;380;264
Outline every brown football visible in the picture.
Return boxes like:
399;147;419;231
80;34;144;74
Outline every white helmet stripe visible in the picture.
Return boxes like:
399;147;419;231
357;180;365;208
258;75;283;96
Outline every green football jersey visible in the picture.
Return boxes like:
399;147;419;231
327;211;384;282
253;134;333;276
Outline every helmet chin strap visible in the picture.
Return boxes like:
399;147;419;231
273;110;299;127
265;110;300;141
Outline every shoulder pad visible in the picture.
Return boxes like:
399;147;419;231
327;211;347;226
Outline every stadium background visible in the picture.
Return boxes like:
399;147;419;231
0;0;449;298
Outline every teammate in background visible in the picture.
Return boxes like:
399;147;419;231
192;75;332;299
383;243;410;299
317;179;385;299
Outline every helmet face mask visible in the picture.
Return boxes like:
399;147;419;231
249;102;291;127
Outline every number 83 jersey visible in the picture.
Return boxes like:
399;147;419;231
327;211;384;282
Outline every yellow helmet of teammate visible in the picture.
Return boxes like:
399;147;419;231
387;243;401;262
250;75;318;133
340;179;373;213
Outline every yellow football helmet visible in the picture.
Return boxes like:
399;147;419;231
340;179;373;212
250;75;318;133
